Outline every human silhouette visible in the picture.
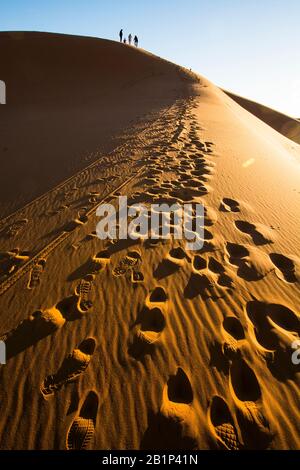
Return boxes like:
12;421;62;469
134;35;138;47
128;33;132;45
123;38;127;44
119;29;123;42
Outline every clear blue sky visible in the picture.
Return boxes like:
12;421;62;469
1;0;300;117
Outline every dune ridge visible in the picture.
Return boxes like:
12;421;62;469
225;90;300;145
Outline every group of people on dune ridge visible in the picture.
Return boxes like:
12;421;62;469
119;29;138;47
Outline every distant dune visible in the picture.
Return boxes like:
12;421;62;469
0;32;299;451
225;90;300;145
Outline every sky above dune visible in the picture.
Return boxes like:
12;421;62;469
1;0;299;117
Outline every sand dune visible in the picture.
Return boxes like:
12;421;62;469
225;90;300;145
0;31;196;217
0;32;299;450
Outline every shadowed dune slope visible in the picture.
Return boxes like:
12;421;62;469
225;90;300;145
0;31;197;216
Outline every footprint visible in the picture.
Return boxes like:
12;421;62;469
0;249;30;279
153;257;180;280
90;250;110;273
3;219;28;238
136;306;166;344
158;368;198;449
230;358;262;402
3;307;66;360
269;253;298;283
113;250;141;277
184;272;217;299
75;275;94;313
149;286;168;303
64;217;88;232
27;259;46;289
246;300;299;378
208;257;225;274
246;300;299;351
230;359;272;449
166;367;193;404
88;191;100;204
226;242;249;259
219;198;240;213
267;303;300;333
207;257;233;289
226;243;272;281
208;396;242;450
131;270;144;284
168;247;189;265
192;255;207;272
235;220;274;245
41;338;96;397
66;391;99;450
222;316;245;358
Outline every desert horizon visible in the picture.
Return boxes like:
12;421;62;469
0;1;299;461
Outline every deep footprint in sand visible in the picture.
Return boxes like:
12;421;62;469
168;247;189;265
41;338;96;397
222;316;245;358
149;286;168;303
192;255;207;272
75;275;94;312
269;253;299;283
113;250;141;277
166;367;193;404
137;306;166;344
245;300;300;374
208;396;242;450
208;257;233;288
158;368;198;448
66;391;99;450
230;358;272;449
90;250;110;274
226;242;273;281
234;220;274;245
27;259;46;289
219;198;240;212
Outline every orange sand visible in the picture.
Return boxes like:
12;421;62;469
0;32;299;450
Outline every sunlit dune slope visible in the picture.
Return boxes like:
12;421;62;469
225;90;300;145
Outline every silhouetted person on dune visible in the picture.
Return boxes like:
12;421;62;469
134;35;138;47
119;29;123;42
123;38;127;44
128;33;132;45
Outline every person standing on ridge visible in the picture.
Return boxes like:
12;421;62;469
128;33;132;45
119;29;123;42
134;35;138;47
123;38;127;44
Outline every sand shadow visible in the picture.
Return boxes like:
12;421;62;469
140;411;198;450
153;259;180;280
4;310;63;360
184;273;221;299
209;341;230;375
